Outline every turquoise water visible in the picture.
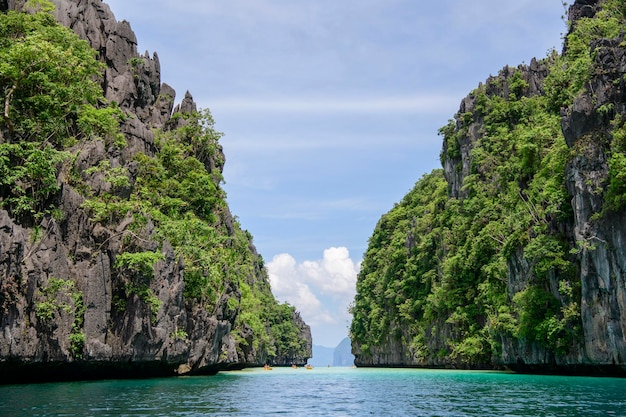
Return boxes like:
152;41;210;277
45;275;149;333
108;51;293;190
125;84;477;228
0;367;624;416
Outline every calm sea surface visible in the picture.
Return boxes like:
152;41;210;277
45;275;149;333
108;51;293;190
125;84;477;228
0;367;624;416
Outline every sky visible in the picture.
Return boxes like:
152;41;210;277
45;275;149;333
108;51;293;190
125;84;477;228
103;0;566;347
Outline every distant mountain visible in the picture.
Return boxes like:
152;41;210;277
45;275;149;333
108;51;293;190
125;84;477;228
310;338;355;367
310;345;334;367
333;337;355;366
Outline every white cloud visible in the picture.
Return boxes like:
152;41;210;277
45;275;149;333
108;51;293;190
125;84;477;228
449;1;562;29
217;129;444;153
257;198;381;221
266;253;335;326
301;247;358;297
267;247;360;332
209;94;459;115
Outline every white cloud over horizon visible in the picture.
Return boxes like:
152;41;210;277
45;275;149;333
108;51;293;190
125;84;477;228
267;247;359;346
218;131;442;152
256;197;382;221
207;94;460;115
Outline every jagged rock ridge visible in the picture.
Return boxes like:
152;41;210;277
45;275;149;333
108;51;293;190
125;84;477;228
0;0;311;383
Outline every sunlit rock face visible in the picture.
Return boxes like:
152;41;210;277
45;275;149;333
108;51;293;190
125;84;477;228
562;36;626;367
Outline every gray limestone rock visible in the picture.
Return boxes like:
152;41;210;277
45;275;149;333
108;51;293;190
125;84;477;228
354;0;626;375
0;0;311;383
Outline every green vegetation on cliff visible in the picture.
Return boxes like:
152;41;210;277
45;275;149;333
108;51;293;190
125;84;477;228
0;1;119;224
350;0;626;367
0;2;309;366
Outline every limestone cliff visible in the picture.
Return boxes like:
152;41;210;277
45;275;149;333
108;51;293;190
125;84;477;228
0;0;311;383
561;7;626;368
351;0;626;375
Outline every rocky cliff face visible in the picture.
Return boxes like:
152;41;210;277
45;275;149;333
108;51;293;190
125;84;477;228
443;58;550;200
351;0;626;375
561;11;626;367
471;0;626;372
0;0;311;383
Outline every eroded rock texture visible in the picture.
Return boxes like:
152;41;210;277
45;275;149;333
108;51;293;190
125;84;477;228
353;0;626;375
444;0;625;373
0;0;311;383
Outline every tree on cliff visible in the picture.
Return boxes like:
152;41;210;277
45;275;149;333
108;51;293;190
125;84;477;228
0;0;121;224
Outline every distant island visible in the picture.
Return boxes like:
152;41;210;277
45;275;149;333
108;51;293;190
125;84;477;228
310;337;355;367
